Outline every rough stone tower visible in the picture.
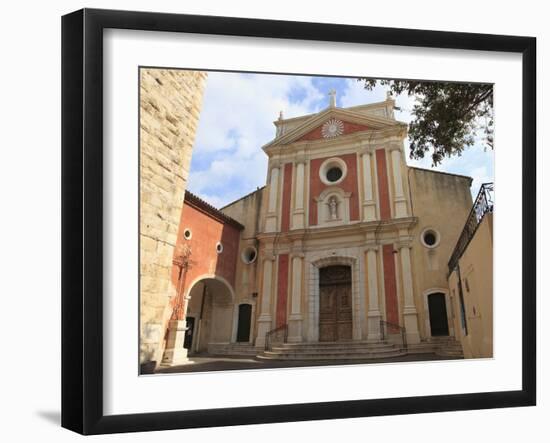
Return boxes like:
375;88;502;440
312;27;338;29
139;68;207;367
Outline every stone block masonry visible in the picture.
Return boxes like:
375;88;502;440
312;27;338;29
139;68;207;367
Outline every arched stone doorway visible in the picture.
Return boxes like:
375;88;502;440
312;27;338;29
307;255;362;342
185;276;234;354
427;292;450;336
319;265;353;342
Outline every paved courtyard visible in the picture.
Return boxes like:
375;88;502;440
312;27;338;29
155;353;462;374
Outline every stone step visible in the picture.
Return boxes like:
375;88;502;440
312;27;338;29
259;340;406;361
436;349;464;357
437;342;461;346
258;349;406;361
435;340;464;357
279;340;390;346
267;347;402;356
436;353;464;358
207;343;258;356
272;343;394;350
441;346;463;352
439;342;463;348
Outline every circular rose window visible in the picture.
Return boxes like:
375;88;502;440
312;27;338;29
321;118;344;138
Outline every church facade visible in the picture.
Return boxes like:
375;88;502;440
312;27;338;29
159;92;489;367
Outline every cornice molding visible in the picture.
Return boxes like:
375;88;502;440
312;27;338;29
257;216;418;243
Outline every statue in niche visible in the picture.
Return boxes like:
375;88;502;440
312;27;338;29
328;196;339;220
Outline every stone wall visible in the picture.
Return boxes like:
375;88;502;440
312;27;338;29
448;213;493;358
408;167;473;339
221;188;265;341
139;68;207;366
220;187;265;239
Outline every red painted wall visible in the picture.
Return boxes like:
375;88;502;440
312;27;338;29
280;163;293;232
376;149;391;220
276;254;289;327
171;201;241;298
382;244;399;331
298;120;370;142
308;153;360;226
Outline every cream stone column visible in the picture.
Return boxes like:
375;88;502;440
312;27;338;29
361;150;377;221
255;255;275;348
287;253;304;342
399;242;420;344
366;246;382;341
265;164;280;232
390;146;408;218
291;158;306;230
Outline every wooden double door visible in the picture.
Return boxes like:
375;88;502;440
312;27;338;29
319;265;353;342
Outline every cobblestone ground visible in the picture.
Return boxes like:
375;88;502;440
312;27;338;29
154;353;462;374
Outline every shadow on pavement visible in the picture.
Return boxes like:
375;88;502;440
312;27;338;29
155;353;462;374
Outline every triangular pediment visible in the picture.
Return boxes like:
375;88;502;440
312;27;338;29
263;107;405;150
297;119;371;142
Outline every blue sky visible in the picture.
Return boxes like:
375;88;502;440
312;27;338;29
187;71;494;208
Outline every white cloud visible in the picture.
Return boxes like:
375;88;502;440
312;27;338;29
340;78;386;107
188;72;325;206
469;165;493;195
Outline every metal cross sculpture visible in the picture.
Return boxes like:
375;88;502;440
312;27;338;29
170;244;195;321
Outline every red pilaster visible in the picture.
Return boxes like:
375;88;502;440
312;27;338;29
382;244;399;330
376;149;391;220
281;163;293;232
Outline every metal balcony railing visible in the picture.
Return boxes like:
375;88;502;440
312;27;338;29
448;183;494;274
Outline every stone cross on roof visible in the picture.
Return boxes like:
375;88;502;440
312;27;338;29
329;89;337;108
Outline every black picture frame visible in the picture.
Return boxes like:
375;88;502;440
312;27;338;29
61;8;536;435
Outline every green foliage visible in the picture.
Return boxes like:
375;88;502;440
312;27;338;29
360;79;493;166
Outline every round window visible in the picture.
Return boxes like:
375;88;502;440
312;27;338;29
183;228;192;240
326;166;343;183
319;157;347;186
241;246;258;264
424;232;436;246
215;242;223;254
421;228;440;248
